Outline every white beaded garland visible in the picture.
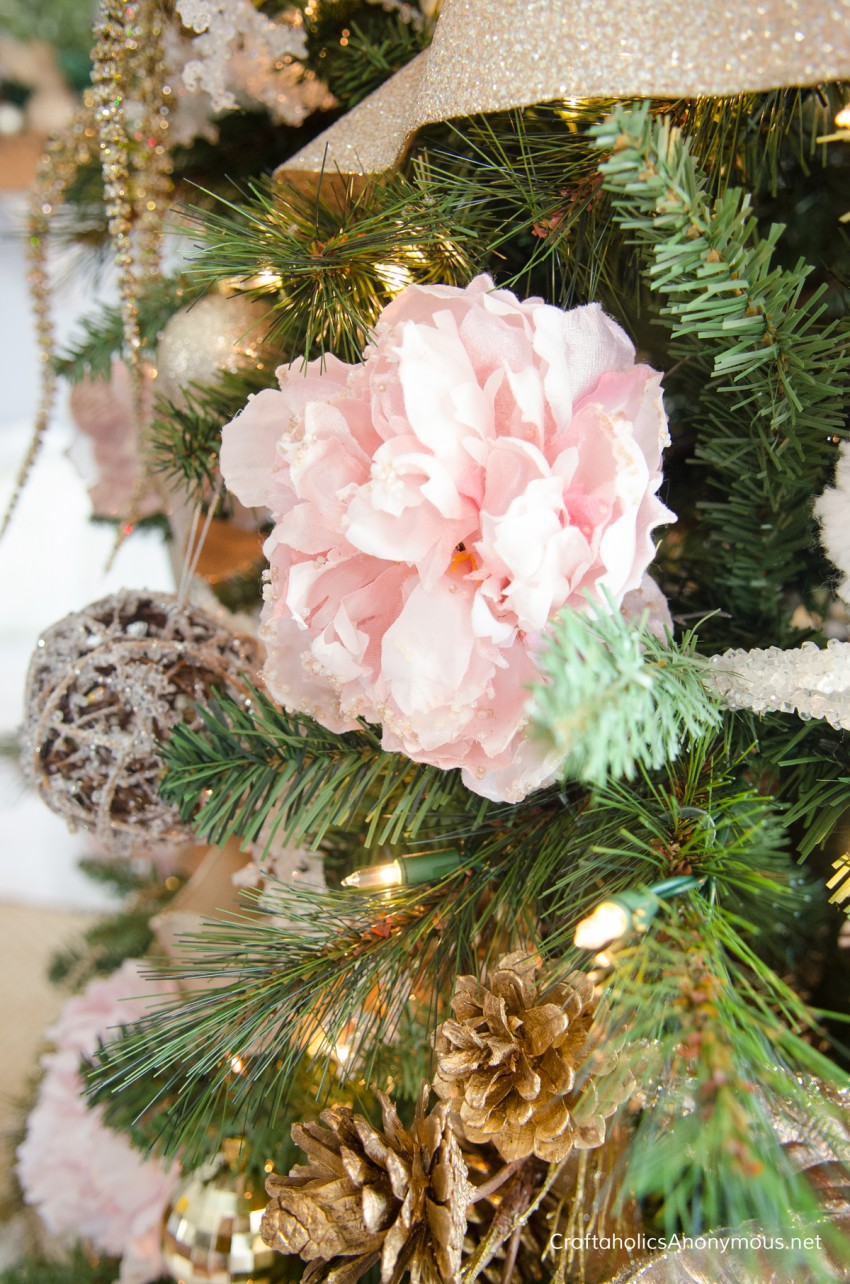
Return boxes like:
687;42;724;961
710;639;850;731
174;0;318;124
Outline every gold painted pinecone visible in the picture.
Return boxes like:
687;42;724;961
434;951;630;1163
262;1083;471;1284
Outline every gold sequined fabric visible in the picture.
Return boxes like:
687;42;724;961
279;0;850;177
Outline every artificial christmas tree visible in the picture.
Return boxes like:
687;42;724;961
3;2;850;1282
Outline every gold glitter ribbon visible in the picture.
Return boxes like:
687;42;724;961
279;0;850;178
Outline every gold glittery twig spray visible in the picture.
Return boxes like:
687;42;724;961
91;0;172;566
1;0;172;545
0;103;98;538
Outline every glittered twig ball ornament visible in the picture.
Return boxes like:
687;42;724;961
21;590;261;853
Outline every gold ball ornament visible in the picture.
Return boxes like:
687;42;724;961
156;293;273;409
21;590;261;854
162;1150;276;1284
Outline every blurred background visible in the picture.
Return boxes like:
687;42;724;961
0;19;171;1263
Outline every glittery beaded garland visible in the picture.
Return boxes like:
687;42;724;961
0;100;99;539
2;0;172;542
279;0;850;177
91;0;172;565
22;591;261;854
709;639;850;731
91;0;171;401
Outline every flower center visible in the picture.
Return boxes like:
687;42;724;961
450;543;479;574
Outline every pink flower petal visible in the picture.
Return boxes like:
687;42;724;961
220;275;675;802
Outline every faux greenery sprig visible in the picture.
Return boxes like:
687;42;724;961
591;102;850;640
529;591;722;788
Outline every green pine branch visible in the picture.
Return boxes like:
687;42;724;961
417;103;618;306
599;902;850;1276
672;89;839;201
310;11;431;109
91;1012;325;1187
159;686;487;851
48;859;183;992
0;1248;130;1284
74;854;161;897
48;912;159;993
85;872;476;1163
178;170;477;363
85;796;601;1164
527;729;843;1265
90;962;438;1183
540;730;814;968
91;726;829;1194
528;591;722;789
147;363;278;503
742;713;850;858
0;730;25;800
409;91;834;317
589;102;850;641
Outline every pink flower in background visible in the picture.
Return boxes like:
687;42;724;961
221;275;674;801
17;960;180;1283
68;359;161;520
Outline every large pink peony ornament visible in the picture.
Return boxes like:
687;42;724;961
16;961;180;1283
221;275;674;801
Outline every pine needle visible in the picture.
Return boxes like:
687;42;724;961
590;103;850;642
177;170;476;363
159;686;487;852
528;591;722;788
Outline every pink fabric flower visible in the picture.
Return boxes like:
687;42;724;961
68;359;161;520
221;275;674;801
16;960;180;1283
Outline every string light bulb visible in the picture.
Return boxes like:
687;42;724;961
342;859;404;890
342;849;464;890
574;899;633;951
827;853;850;905
373;261;415;296
574;874;706;951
